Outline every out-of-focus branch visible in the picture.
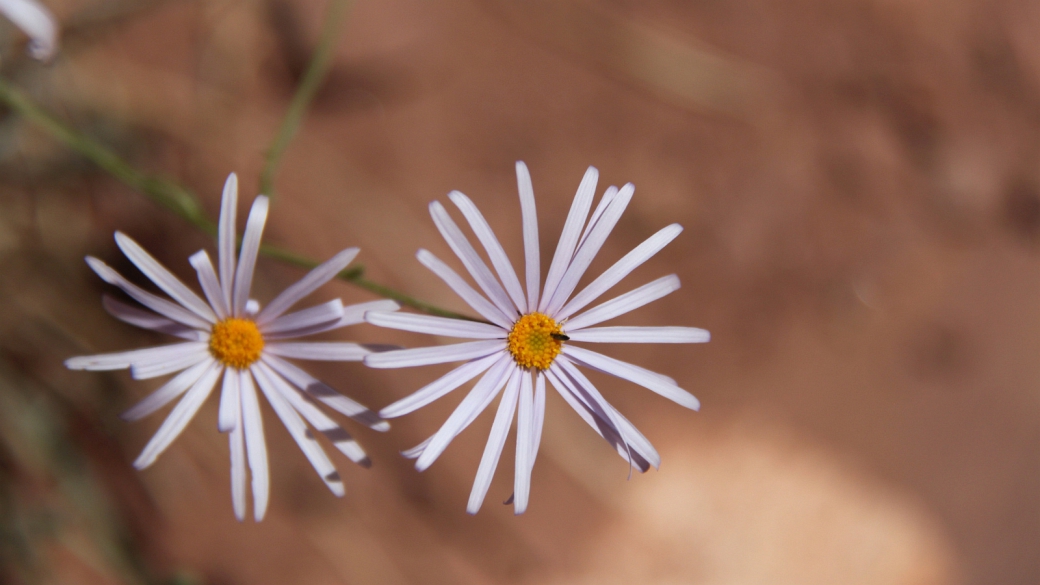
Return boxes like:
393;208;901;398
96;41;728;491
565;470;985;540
0;76;481;321
259;0;351;197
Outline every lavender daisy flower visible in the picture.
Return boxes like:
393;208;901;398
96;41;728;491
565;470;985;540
364;162;709;514
66;173;396;521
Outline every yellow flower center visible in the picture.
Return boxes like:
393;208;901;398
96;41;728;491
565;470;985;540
209;318;264;369
507;312;565;370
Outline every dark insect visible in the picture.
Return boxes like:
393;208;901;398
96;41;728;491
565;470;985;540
550;332;570;341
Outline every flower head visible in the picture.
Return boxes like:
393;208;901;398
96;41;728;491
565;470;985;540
66;173;397;521
364;162;709;514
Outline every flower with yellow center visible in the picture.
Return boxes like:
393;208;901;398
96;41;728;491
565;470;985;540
507;312;564;370
66;173;399;522
365;161;710;515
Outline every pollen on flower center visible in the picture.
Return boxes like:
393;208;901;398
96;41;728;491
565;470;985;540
507;312;565;370
209;318;264;369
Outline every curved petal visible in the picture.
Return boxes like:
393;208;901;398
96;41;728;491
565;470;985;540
448;191;526;311
516;162;540;312
539;166;597;311
467;367;521;514
564;274;680;331
255;247;359;325
233;196;269;316
115;232;216;323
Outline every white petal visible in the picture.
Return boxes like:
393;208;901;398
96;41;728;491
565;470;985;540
448;191;526;312
364;311;504;339
531;372;546;468
467;367;521;514
554;356;660;469
132;361;222;469
557;224;682;321
543;184;633;316
539;166;597;311
363;340;505;369
233;196;269;316
65;341;207;372
264;342;370;361
0;0;57;60
115;232;217;323
416;249;513;328
121;358;213;422
401;436;431;459
255;248;359;325
567;326;710;344
262;354;388;431
261;298;343;335
86;257;211;330
516;162;540;312
131;344;210;380
379;352;500;419
251;365;346;496
240;370;270;521
189;250;228;319
429;201;516;318
563;346;700;410
256;362;369;466
229;419;246;521
577;186;617;250
513;371;534;514
101;295;203;341
414;355;513;471
564;274;679;331
218;173;238;308
218;366;240;432
263;299;400;340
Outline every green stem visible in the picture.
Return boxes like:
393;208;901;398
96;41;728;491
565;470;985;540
0;77;480;322
259;0;351;197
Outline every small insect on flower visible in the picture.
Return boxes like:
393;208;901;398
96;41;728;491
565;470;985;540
364;162;710;515
65;173;398;521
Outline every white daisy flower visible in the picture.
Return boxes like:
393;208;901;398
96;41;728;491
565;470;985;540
364;162;710;515
66;173;397;521
0;0;58;60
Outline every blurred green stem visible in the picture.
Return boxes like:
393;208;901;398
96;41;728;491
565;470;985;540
259;0;351;198
0;77;476;321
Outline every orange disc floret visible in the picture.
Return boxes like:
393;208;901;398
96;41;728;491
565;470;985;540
507;312;564;370
209;318;264;369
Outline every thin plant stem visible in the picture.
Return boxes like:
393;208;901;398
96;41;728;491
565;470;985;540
259;0;351;197
0;77;480;321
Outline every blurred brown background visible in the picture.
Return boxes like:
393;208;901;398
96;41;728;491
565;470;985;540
0;0;1038;583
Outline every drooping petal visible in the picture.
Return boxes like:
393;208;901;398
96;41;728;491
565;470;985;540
513;370;535;514
233;195;269;316
516;162;540;312
416;249;513;328
132;361;223;469
115;232;217;323
121;358;213;422
365;310;504;339
379;352;500;419
363;340;505;369
101;295;203;341
543;183;633;316
414;355;513;471
255;362;369;466
448;191;526;311
563;345;700;410
539;166;597;311
564;274;680;331
567;326;710;344
264;341;370;361
251;365;346;496
239;370;269;521
86;257;210;330
556;224;683;321
467;367;521;514
0;0;58;60
262;354;388;431
255;248;359;326
429;201;516;318
218;366;240;432
218;173;238;309
188;250;228;319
